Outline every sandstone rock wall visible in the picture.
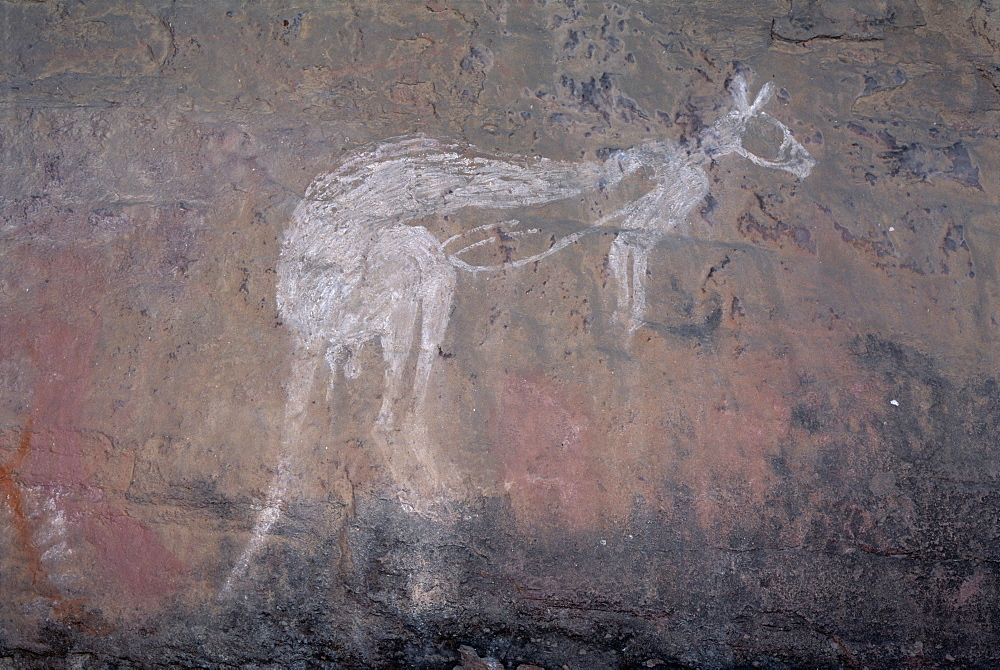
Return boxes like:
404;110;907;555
1;1;999;667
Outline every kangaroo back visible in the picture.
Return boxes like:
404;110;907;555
296;136;611;232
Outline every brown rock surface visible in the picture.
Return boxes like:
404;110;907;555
1;1;999;668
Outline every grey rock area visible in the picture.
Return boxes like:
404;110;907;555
1;0;999;668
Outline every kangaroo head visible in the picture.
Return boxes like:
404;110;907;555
702;73;815;180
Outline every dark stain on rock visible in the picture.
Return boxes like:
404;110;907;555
851;334;1000;483
737;209;815;254
881;141;982;189
790;402;823;434
665;306;722;341
772;0;925;42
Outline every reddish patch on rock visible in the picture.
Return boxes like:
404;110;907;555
0;419;50;594
1;248;185;622
81;509;187;600
955;570;985;608
494;374;613;529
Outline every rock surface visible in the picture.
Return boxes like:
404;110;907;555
1;1;999;668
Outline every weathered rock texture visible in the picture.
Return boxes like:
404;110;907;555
1;0;999;668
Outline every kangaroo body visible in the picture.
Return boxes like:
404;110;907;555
276;133;714;417
276;135;623;430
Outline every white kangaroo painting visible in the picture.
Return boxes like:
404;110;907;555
223;74;814;592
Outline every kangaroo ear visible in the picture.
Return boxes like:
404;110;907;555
730;73;751;112
750;82;775;114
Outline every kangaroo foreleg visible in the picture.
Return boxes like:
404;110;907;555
375;300;418;431
412;265;456;421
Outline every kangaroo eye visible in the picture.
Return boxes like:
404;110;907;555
741;116;785;161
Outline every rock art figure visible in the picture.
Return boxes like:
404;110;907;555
224;74;814;592
602;75;814;329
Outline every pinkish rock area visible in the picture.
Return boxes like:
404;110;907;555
1;1;999;668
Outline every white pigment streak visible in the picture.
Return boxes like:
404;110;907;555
222;463;287;595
